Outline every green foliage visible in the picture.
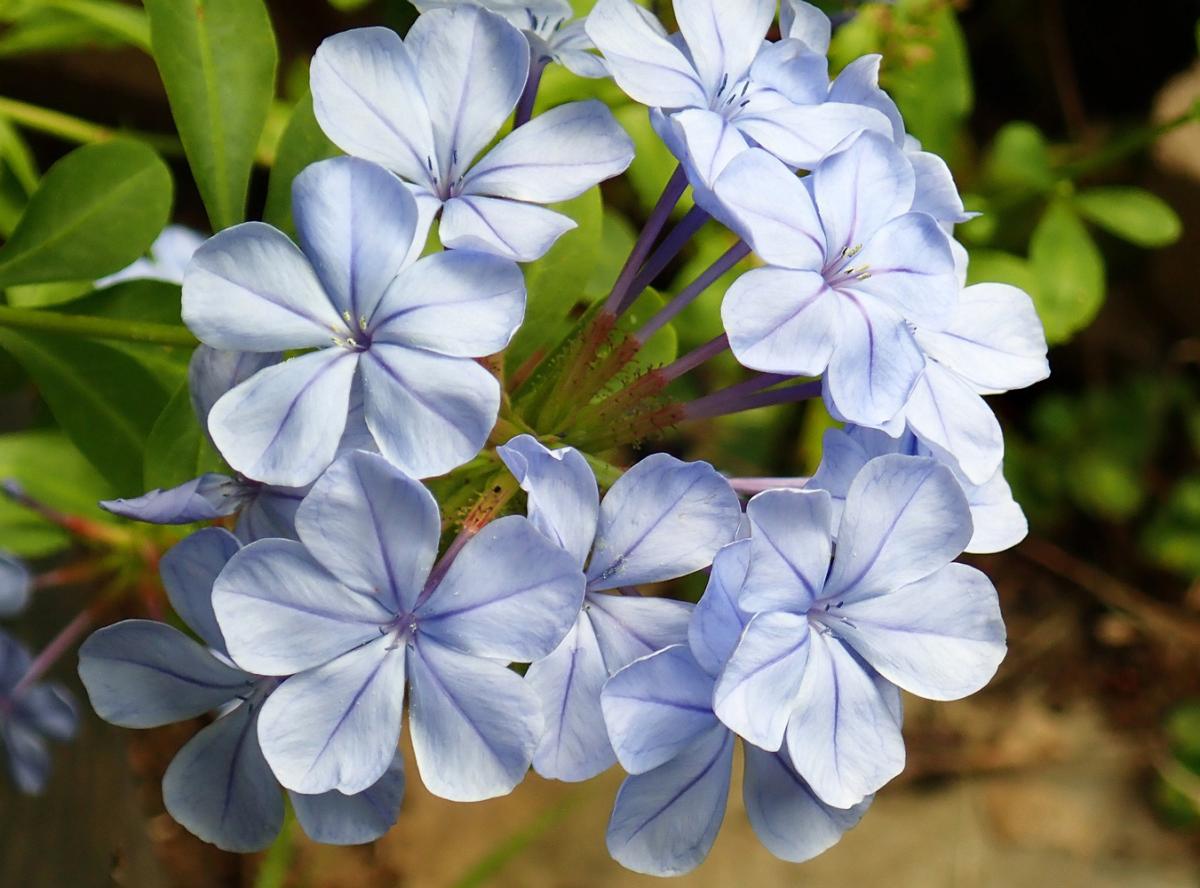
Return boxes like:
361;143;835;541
144;0;278;231
0;0;147;56
0;328;172;493
982;122;1056;194
1142;477;1200;579
0;140;172;287
1074;187;1183;248
143;379;224;490
1028;200;1105;345
1155;701;1200;828
262;91;339;236
39;0;151;49
328;0;372;9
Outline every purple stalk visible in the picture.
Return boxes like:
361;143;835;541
602;166;689;317
684;380;822;421
636;241;751;345
659;333;730;383
417;525;475;609
514;56;548;128
625;206;711;300
10;608;95;701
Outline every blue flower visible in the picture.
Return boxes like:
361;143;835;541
210;450;585;800
96;224;205;288
0;551;31;617
712;455;1006;808
599;540;869;876
497;435;742;782
1;630;77;795
713;131;959;426
810;425;1029;554
310;6;633;262
182;155;526;487
411;0;608;77
586;0;893;210
78;527;405;851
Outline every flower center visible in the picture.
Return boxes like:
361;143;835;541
823;243;872;289
711;72;754;119
332;310;372;351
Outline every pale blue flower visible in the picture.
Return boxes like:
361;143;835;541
78;528;405;851
183;156;526;487
713;131;959;426
0;551;31;617
96;224;205;288
599;541;869;876
211;450;585;800
497;435;742;782
713;455;1006;808
1;630;77;795
311;7;633;261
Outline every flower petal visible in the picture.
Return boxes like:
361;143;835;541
17;683;76;741
712;611;810;750
784;632;904;807
289;753;405;845
258;637;405;795
408;636;541;802
688;540;751;676
586;454;740;591
748;39;830;106
601;645;719;775
235;486;307;544
904;361;1004;485
214;539;391;676
160;527;241;652
359;344;500;479
498;435;599;568
182;223;343;351
208;349;358;488
740;489;833;613
586;593;694;671
909;150;970;223
78;621;253;729
293;157;421;324
189;346;280;432
0;552;30;618
162;701;283;853
310;27;437;188
825;454;972;601
296;450;440;614
854;212;958;327
743;743;870;863
408;6;529;176
780;0;832;53
735;98;894;170
813;131;915;255
440;195;576;262
2;720;50;795
419;515;585;662
963;468;1028;554
722;267;839;377
606;724;733;877
666;109;751;221
463;100;634;203
371;250;525;356
828;563;1006;700
827;54;906;143
100;474;248;526
673;0;775;92
585;0;706;109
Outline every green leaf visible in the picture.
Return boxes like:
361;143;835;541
262;90;339;236
42;0;151;49
1075;186;1183;248
506;187;603;369
0;139;172;287
982;121;1055;193
145;0;278;231
144;379;224;490
328;0;373;9
1029;201;1105;345
1143;476;1200;579
0;328;172;493
965;248;1040;296
5;280;92;308
0;428;114;557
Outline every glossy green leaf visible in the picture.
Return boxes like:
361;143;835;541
145;0;278;231
0;429;115;557
144;379;224;490
262;90;339;236
1075;186;1183;248
42;0;151;49
983;121;1055;193
966;248;1040;297
1029;201;1105;345
0;328;172;493
0;139;172;287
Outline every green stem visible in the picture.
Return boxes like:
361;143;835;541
1057;102;1200;181
0;96;183;157
252;807;295;888
0;305;198;347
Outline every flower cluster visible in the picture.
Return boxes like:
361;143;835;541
73;0;1049;875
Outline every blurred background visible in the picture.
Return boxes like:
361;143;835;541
1;0;1200;885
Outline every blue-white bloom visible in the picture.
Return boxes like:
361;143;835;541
311;7;633;262
497;435;741;782
411;0;608;77
211;450;585;800
901;282;1051;484
101;347;308;540
78;528;405;851
714;132;959;426
810;425;1028;554
183;156;526;487
96;224;205;288
1;630;77;795
714;455;1006;808
599;540;869;876
586;0;892;209
0;551;31;617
